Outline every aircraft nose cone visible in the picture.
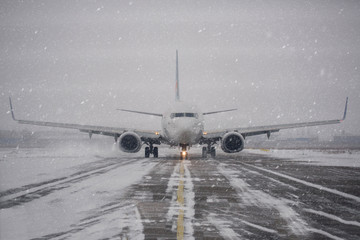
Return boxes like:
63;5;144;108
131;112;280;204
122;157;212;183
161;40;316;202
178;130;193;144
173;120;202;144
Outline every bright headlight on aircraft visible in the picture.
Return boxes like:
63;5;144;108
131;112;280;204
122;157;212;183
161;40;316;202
182;151;186;156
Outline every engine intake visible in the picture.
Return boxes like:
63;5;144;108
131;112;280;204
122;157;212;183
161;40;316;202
221;132;245;153
118;132;142;153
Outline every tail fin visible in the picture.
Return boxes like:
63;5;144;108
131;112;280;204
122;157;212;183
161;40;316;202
175;50;180;101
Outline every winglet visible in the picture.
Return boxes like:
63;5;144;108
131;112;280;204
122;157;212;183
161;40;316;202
175;50;180;101
9;97;17;121
342;97;348;121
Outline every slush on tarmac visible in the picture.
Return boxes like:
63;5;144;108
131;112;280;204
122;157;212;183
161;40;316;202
1;144;359;240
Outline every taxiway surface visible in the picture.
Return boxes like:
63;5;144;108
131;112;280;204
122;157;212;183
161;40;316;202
1;146;359;240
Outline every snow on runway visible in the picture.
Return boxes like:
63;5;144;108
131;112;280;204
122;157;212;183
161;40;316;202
1;146;359;239
0;146;156;239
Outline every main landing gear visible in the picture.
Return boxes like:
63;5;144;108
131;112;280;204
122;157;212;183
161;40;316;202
202;144;216;158
145;144;158;158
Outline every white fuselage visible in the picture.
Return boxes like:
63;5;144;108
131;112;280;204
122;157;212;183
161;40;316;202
161;101;204;147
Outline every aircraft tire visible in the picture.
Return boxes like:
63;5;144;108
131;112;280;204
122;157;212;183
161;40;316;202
153;147;158;158
210;147;216;158
202;147;207;158
145;147;150;158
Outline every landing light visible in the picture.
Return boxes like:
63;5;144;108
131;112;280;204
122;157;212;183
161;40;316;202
155;131;160;135
182;151;186;156
203;132;208;135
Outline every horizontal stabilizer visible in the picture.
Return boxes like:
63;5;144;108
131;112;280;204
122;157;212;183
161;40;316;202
203;109;237;115
118;109;163;117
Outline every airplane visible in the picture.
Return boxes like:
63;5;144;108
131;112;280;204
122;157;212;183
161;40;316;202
9;51;348;159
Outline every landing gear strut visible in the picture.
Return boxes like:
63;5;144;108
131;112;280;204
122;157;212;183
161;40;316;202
202;147;207;158
202;143;216;158
145;143;158;158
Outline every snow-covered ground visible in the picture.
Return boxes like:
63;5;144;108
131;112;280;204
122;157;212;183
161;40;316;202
1;141;119;191
1;145;359;239
245;149;360;167
0;143;156;240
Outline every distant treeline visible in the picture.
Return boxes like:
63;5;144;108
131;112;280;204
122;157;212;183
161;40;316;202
1;129;359;149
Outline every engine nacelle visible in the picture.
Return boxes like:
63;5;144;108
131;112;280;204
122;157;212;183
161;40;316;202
118;132;142;153
221;132;245;153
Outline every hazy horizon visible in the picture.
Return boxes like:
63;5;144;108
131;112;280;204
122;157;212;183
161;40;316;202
1;0;359;140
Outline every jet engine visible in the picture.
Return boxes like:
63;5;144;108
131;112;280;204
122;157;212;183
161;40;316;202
118;132;142;153
221;132;245;153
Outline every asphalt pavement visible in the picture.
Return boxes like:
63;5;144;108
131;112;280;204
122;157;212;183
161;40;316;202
1;149;359;240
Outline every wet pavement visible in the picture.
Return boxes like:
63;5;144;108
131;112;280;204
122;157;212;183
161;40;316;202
1;149;360;239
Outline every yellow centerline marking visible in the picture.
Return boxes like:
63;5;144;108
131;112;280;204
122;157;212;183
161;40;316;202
180;160;185;175
177;160;185;240
177;209;184;239
260;148;270;152
177;180;184;204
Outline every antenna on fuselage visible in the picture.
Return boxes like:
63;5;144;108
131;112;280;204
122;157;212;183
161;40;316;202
175;50;180;101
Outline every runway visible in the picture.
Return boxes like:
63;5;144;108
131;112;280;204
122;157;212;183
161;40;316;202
1;145;360;240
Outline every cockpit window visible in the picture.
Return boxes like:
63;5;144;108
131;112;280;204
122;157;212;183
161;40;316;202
170;113;198;119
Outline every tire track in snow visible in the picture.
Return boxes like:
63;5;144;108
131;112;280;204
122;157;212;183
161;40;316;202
307;228;345;240
24;158;158;240
218;163;309;236
207;213;241;239
243;163;360;203
223;159;359;240
0;157;122;198
304;208;360;227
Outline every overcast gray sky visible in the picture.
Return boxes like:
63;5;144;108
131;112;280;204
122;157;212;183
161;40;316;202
1;0;359;138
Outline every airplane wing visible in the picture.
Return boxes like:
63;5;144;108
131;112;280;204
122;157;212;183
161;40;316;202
203;97;348;140
9;97;160;140
118;108;238;116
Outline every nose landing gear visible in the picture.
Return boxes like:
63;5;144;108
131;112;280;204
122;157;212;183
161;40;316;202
180;150;188;160
180;144;189;160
